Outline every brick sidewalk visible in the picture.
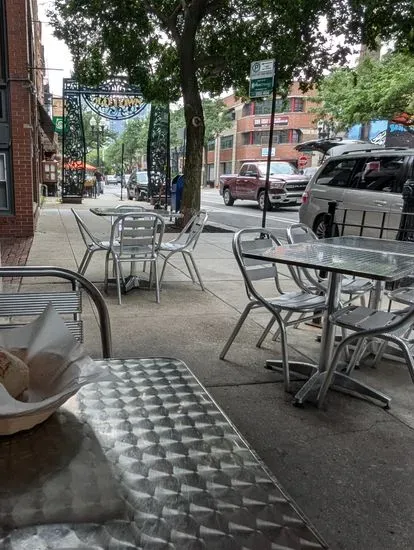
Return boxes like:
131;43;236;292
0;237;33;284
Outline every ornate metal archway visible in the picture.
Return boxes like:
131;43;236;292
62;77;149;202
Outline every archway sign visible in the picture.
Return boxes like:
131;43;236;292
62;76;159;202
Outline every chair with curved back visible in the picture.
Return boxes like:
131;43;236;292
286;223;373;304
159;210;208;290
71;208;111;276
105;212;165;305
219;227;327;392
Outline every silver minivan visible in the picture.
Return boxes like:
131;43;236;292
299;147;414;239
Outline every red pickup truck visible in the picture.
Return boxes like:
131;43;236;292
219;161;308;210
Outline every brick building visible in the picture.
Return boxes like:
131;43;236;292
0;0;56;238
206;84;318;185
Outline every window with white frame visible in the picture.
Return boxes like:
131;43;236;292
0;152;9;210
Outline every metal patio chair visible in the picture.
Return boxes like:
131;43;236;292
0;266;112;358
104;212;165;305
110;204;147;225
219;228;327;391
286;223;373;305
159;210;208;290
317;303;414;408
71;208;111;275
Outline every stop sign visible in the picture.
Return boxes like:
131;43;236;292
298;155;308;168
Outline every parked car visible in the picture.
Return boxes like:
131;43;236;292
299;146;414;239
106;174;118;185
127;170;149;200
301;167;319;180
219;161;308;210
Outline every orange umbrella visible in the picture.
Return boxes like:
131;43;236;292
64;161;97;171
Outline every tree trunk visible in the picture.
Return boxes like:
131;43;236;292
177;11;205;225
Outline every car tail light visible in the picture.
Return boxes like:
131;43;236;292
301;191;309;204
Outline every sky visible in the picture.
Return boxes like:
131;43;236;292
38;1;73;97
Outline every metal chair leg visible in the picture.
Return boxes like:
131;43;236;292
158;252;174;288
220;302;259;359
256;316;276;347
187;252;205;290
182;252;196;283
154;261;160;303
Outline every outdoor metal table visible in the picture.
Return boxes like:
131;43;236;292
243;236;414;407
0;358;327;549
90;206;182;221
90;208;182;294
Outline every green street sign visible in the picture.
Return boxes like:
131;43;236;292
53;116;64;135
249;77;274;98
249;59;275;98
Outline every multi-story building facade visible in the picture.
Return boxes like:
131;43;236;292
206;83;318;185
0;0;56;238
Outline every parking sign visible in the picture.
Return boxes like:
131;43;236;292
249;60;275;98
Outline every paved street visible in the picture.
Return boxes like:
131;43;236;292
107;184;300;238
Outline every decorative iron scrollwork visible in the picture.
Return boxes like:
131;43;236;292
147;105;169;198
62;93;85;199
62;77;148;200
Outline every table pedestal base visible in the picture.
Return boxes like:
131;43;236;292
106;275;152;294
265;360;391;408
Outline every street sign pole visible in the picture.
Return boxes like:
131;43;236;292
120;142;124;201
261;61;278;229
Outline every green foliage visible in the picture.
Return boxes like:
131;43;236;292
314;52;414;126
50;0;414;216
103;117;150;172
170;99;231;148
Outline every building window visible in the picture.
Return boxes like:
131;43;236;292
220;162;232;174
207;139;215;151
292;98;304;112
253;130;290;145
0;151;10;211
254;99;272;115
0;89;4;121
0;0;5;83
253;98;287;115
241;132;251;145
291;129;302;143
242;103;252;117
207;164;215;181
275;99;288;112
220;135;233;149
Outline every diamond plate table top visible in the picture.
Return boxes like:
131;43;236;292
243;237;414;281
0;358;327;549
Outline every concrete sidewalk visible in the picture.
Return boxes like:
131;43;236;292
10;192;414;549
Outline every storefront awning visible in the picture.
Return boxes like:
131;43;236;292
37;100;56;143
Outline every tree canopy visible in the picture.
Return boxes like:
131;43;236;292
50;0;414;217
314;52;414;127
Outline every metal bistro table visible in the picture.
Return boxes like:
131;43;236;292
0;358;327;550
90;207;182;294
90;206;183;222
243;236;414;407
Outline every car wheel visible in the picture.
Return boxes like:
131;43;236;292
223;188;235;206
313;215;339;239
258;191;271;211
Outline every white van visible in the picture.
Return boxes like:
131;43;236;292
299;146;414;239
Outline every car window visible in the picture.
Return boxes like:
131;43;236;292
247;164;258;176
315;158;358;188
257;162;299;176
352;156;406;193
239;165;248;176
137;173;148;183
